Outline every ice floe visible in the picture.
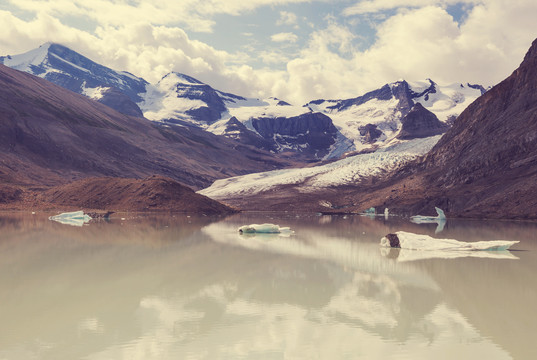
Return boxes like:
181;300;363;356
49;210;92;227
411;207;447;233
238;223;292;234
380;231;519;254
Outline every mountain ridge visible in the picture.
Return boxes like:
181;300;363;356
2;43;485;161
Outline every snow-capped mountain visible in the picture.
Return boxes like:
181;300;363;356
306;79;485;152
140;72;246;126
2;43;486;162
0;43;148;117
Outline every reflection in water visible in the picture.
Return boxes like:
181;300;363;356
0;212;536;359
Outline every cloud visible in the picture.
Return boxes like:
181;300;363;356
2;0;537;107
277;11;298;26
271;32;298;43
7;0;313;32
343;0;481;16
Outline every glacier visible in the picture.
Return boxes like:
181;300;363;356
199;136;441;199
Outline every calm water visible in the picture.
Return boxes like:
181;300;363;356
1;212;537;360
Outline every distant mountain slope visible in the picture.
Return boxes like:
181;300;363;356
0;64;291;189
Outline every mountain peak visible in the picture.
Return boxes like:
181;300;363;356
161;72;204;85
522;38;537;64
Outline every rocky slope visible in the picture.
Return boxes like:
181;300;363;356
0;64;292;189
41;176;236;214
0;176;236;214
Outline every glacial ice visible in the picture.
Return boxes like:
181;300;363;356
49;210;92;227
238;223;292;234
380;231;519;252
362;207;376;216
410;207;446;223
410;207;446;233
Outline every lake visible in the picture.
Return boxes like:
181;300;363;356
1;211;536;360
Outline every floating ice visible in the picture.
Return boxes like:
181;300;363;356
361;207;376;217
49;210;92;227
411;207;446;222
238;223;292;234
410;207;446;233
380;231;519;252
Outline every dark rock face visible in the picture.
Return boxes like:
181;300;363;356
181;83;227;123
467;83;488;95
327;84;394;112
221;117;276;152
98;87;144;117
397;103;449;140
359;124;383;143
251;112;340;158
386;233;401;248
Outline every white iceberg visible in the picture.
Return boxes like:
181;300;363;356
410;207;446;223
49;210;92;227
380;231;519;252
238;223;292;234
410;207;446;233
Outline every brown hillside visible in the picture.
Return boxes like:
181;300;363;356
0;64;292;189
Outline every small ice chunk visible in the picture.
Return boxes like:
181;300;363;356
361;207;376;216
410;207;446;233
380;231;519;251
238;223;291;234
411;207;446;222
49;210;92;227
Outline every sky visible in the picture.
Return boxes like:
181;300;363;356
1;0;537;104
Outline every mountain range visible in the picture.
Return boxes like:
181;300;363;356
1;43;485;161
2;39;536;218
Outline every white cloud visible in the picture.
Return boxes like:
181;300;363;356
2;0;537;107
343;0;482;16
271;32;299;43
7;0;313;32
277;11;298;26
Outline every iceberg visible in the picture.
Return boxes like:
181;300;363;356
360;207;376;217
410;207;446;223
380;231;519;252
410;207;446;233
49;210;92;227
238;223;292;234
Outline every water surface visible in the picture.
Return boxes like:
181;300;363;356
1;212;536;359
